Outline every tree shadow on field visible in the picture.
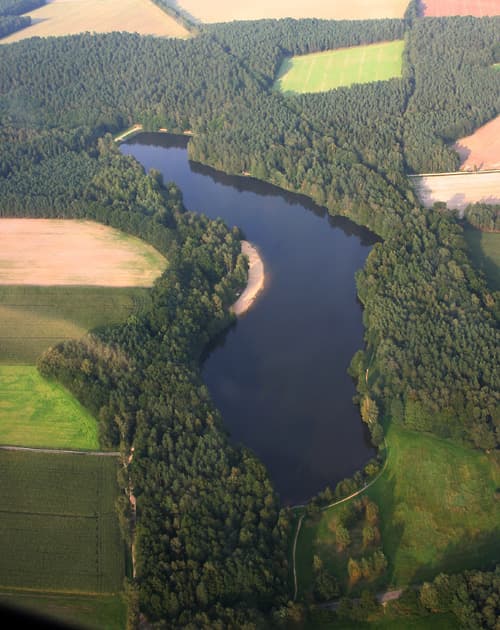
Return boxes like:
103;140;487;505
369;472;406;587
410;528;500;585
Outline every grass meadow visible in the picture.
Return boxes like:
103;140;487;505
296;424;500;597
0;450;124;593
0;285;151;364
275;40;404;94
463;226;500;291
0;591;126;630
0;366;98;450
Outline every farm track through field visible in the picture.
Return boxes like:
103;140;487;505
0;445;119;456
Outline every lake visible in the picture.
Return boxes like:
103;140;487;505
122;133;377;505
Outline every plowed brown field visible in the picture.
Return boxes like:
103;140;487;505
454;116;500;171
421;0;500;17
177;0;409;22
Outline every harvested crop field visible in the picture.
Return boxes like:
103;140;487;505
410;171;500;211
275;41;404;94
454;115;500;171
421;0;500;17
0;285;150;364
0;219;166;287
0;450;124;593
0;366;98;449
178;0;410;22
0;0;188;44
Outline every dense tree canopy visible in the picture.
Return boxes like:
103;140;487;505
0;10;499;625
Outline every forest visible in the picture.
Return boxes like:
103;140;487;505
0;9;498;627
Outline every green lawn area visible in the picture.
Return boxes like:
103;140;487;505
0;285;151;364
0;365;98;449
463;226;500;291
296;424;500;597
0;591;126;630
275;40;404;94
0;450;125;593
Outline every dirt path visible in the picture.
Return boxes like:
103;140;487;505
0;445;119;456
292;444;390;600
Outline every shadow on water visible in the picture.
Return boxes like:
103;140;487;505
122;133;379;505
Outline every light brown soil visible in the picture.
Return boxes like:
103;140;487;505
178;0;409;23
454;116;500;171
0;219;166;287
0;0;188;44
231;241;265;316
422;0;500;17
410;171;500;211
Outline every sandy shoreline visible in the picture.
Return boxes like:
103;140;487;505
231;241;265;316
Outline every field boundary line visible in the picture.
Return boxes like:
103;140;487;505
291;443;390;601
409;169;500;178
0;445;119;456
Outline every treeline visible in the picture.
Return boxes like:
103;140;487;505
0;0;43;16
0;13;29;37
463;203;500;232
352;209;499;449
403;16;500;173
151;0;199;33
420;566;500;629
205;18;406;86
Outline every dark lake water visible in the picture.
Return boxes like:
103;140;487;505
122;133;377;505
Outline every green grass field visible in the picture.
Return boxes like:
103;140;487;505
0;285;151;364
0;591;126;630
275;40;404;94
0;366;99;449
296;424;500;597
463;226;500;291
0;450;124;593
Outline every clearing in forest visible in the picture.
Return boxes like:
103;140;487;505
0;219;166;287
453;115;500;172
410;171;500;211
0;450;124;593
0;366;98;450
275;40;404;94
0;0;188;44
177;0;409;22
421;0;500;17
464;226;500;291
296;424;500;596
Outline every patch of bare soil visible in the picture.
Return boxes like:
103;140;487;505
0;219;166;287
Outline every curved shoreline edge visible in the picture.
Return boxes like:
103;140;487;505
231;240;265;316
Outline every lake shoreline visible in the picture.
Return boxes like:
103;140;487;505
231;241;265;316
